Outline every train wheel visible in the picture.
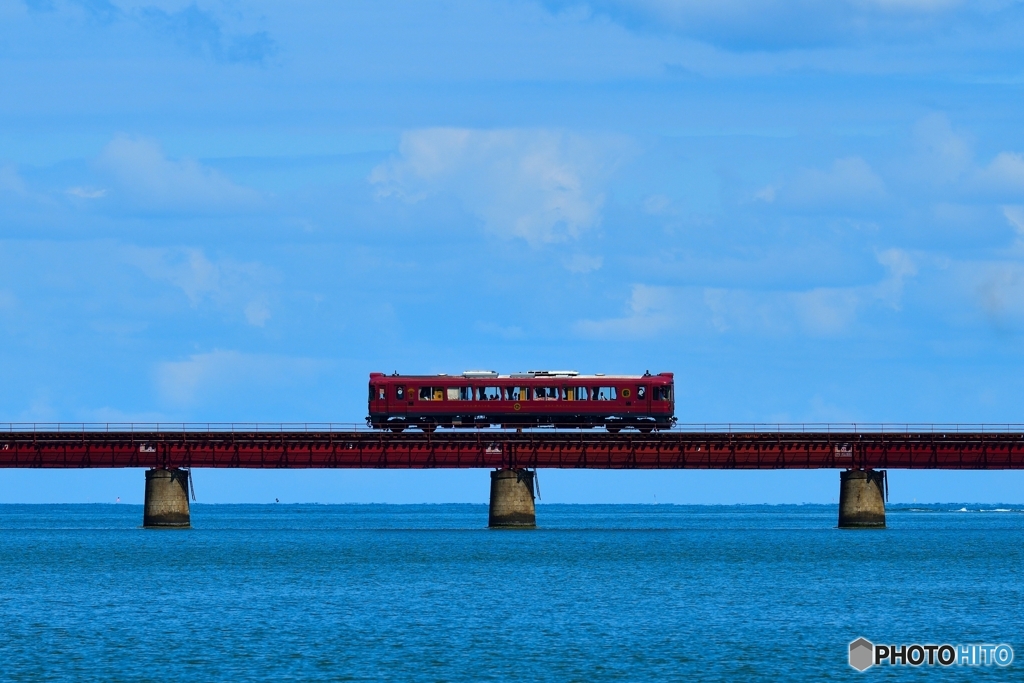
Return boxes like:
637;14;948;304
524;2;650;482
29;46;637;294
606;425;621;434
389;424;405;433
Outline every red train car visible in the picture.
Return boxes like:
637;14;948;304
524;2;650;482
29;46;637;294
367;370;675;432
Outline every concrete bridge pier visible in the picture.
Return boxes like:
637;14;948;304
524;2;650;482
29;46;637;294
143;468;191;528
838;469;886;529
488;469;536;528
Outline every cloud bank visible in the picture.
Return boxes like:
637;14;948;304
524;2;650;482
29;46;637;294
576;249;918;339
370;128;624;246
98;135;261;212
123;246;275;327
23;0;276;63
541;0;1007;49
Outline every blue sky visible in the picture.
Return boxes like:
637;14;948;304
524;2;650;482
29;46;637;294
3;0;1024;503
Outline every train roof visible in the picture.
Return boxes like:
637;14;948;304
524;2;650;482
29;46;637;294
370;371;673;380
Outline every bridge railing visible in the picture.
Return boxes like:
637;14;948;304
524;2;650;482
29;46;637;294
2;422;1024;434
0;422;373;433
673;423;1024;434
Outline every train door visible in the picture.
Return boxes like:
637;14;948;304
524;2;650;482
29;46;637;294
393;384;408;417
636;384;651;414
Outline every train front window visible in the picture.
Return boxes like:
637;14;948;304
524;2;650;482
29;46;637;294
653;386;672;400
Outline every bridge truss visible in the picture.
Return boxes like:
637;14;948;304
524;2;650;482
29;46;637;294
3;424;1024;469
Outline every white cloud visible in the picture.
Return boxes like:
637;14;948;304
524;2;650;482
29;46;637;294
753;185;776;203
563;253;604;273
0;164;27;195
907;250;1024;330
792;288;860;334
1004;206;1024;234
244;300;272;327
783;156;886;207
874;248;917;309
606;0;963;12
976;152;1024;194
155;350;326;406
906;114;974;185
575;284;678;338
542;0;972;49
700;286;860;336
642;194;673;214
97;135;260;211
123;246;276;326
973;263;1024;324
712;286;861;335
66;186;107;199
125;247;220;305
370;128;623;246
905;114;1024;199
576;251;918;339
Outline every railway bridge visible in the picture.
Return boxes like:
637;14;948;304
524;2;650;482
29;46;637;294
4;422;1024;529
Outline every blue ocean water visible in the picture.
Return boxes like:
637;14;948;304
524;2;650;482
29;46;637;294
0;504;1021;681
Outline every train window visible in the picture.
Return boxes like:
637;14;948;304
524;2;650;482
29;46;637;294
653;386;672;400
369;385;375;401
418;387;444;401
592;386;616;401
504;386;529;401
478;386;501;400
535;386;560;400
396;386;405;400
446;387;473;400
378;388;386;400
637;386;646;400
567;387;588;400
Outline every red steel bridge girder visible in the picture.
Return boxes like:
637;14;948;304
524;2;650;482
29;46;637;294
2;431;1024;469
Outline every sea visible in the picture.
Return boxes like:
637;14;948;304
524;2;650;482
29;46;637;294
0;503;1021;681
